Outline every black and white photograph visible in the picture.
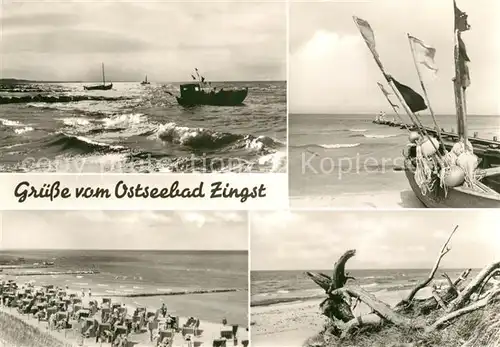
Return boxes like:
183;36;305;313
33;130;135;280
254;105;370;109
250;210;500;347
289;0;500;208
0;211;249;347
0;1;286;173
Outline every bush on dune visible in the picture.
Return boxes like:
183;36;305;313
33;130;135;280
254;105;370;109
0;312;70;347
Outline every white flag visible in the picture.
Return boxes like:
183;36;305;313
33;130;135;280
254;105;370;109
408;35;438;74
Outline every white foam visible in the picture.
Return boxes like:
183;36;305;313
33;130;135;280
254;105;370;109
319;143;360;149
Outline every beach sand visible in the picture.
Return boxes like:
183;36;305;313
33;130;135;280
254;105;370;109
251;289;432;347
0;287;248;347
290;189;424;208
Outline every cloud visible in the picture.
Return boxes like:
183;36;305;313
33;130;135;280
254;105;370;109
289;0;500;115
251;210;500;271
1;1;286;82
0;211;247;250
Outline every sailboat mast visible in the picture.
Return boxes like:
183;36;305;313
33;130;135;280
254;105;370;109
453;30;467;143
102;63;105;85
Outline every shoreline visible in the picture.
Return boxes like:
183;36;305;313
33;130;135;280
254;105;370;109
0;295;248;347
251;289;417;347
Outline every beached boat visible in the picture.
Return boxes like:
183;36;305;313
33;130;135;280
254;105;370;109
354;1;500;208
140;75;150;85
84;63;112;91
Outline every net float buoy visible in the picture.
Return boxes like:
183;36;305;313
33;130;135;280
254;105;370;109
408;131;421;143
457;152;479;171
419;137;440;157
444;166;465;187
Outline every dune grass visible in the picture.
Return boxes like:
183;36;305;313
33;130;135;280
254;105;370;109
304;302;500;347
0;311;71;347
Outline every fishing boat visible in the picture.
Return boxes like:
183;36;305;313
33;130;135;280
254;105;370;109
84;63;113;91
140;75;150;85
354;1;500;208
169;69;248;106
175;83;248;107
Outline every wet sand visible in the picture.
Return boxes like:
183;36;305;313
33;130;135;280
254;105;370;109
251;289;422;347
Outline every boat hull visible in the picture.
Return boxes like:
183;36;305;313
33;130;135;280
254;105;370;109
84;83;113;91
404;158;500;208
176;88;248;107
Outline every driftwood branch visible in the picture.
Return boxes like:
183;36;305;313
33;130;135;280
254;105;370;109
442;273;458;295
477;268;500;298
454;268;472;286
340;313;383;339
428;288;500;331
333;285;417;328
328;249;356;294
447;261;500;312
306;244;498;342
399;225;458;305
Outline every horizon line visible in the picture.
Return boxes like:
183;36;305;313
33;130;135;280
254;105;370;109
252;267;479;272
0;248;248;252
0;78;285;84
289;112;498;117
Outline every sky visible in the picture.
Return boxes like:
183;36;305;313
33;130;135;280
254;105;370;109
0;0;286;82
0;211;248;250
251;210;500;271
290;0;500;115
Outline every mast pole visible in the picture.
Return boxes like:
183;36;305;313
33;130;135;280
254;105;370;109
376;83;411;132
352;16;443;159
453;29;468;145
407;34;446;149
102;63;105;85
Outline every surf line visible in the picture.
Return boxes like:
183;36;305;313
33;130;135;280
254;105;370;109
13;180;267;203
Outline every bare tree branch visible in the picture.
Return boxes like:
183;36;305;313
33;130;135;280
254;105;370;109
447;261;500;313
428;288;500;331
400;225;459;305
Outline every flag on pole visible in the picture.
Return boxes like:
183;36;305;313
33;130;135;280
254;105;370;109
377;82;399;108
457;34;471;88
352;16;384;69
191;75;196;80
388;77;427;113
408;35;438;74
454;0;470;32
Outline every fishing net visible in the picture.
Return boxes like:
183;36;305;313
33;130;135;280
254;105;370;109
414;145;447;199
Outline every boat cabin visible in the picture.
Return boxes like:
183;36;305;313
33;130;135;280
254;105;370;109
180;83;202;97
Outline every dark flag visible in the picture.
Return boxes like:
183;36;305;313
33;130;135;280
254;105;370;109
457;34;471;88
454;0;470;32
201;76;205;83
388;76;427;113
191;75;196;80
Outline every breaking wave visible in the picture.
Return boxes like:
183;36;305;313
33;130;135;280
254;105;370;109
0;94;132;104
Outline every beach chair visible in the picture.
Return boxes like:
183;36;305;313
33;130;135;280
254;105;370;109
98;322;113;343
183;327;195;336
76;309;90;320
82;318;98;338
47;306;57;319
220;328;233;339
212;339;226;347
